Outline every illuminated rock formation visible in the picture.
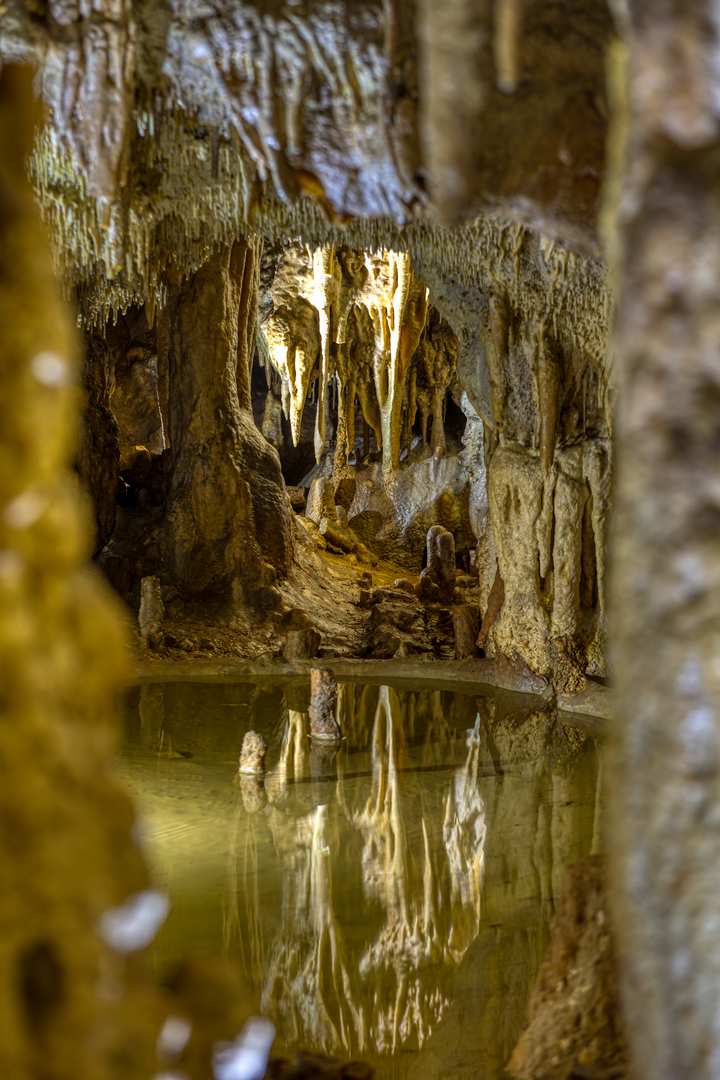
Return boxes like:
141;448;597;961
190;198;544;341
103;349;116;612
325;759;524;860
262;245;445;476
0;2;614;683
256;234;610;685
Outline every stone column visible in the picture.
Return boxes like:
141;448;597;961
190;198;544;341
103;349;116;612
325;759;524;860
609;9;720;1077
163;241;292;603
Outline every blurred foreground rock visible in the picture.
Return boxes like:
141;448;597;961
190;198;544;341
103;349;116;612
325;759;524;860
508;857;628;1080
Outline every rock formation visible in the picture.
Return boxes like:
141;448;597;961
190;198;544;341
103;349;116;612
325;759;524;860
239;731;269;776
0;62;159;1079
161;240;292;605
138;574;164;648
308;669;341;742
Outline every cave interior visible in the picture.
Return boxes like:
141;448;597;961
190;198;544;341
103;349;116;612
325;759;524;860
1;1;718;1079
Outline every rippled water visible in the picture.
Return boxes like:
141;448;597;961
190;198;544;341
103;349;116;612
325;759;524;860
119;676;600;1079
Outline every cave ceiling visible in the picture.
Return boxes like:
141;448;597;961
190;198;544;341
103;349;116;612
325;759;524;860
1;0;617;325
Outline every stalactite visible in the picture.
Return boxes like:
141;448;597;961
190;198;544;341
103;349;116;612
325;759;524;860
487;294;509;432
263;299;320;448
535;319;560;474
311;246;338;462
235;235;262;411
261;244;454;476
370;252;430;473
419;0;491;221
494;0;523;92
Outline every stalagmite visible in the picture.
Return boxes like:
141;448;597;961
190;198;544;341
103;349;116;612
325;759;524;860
138;575;164;648
238;731;268;776
419;525;456;604
308;669;341;742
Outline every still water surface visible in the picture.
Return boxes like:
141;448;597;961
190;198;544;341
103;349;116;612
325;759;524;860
120;677;600;1079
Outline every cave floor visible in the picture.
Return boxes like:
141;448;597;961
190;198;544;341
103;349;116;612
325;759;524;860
118;673;602;1079
140;520;611;724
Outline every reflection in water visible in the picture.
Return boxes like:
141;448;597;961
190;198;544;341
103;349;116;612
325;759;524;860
120;679;599;1078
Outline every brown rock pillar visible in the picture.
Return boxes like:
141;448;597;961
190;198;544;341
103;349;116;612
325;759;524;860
609;9;720;1077
162;240;292;604
308;669;341;742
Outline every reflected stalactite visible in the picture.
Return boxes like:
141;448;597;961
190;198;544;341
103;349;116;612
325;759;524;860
263;804;362;1056
352;688;486;1053
443;716;486;957
230;685;494;1059
224;793;266;983
121;678;599;1075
